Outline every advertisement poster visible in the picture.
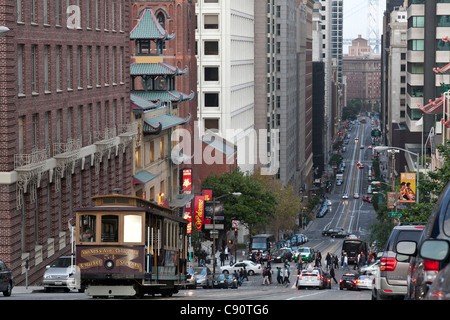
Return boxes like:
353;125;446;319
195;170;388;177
399;172;416;203
194;196;205;231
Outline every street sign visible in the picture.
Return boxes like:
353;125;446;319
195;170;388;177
388;212;402;217
204;224;224;230
232;220;239;228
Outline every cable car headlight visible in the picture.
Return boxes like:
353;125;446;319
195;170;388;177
104;260;115;270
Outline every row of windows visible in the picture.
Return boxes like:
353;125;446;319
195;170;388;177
17;99;126;156
17;0;124;32
17;44;125;96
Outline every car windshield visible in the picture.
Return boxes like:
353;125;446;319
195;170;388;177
50;257;72;268
299;248;310;253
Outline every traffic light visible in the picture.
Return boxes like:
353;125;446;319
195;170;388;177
234;228;238;236
228;239;233;245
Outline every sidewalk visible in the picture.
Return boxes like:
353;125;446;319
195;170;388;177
12;286;43;294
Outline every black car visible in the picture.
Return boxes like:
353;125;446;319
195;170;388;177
322;227;344;237
272;248;293;263
0;258;14;296
340;273;360;291
397;182;450;300
323;272;332;289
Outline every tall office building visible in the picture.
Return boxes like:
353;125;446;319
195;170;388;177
196;0;255;174
254;0;313;194
0;0;132;285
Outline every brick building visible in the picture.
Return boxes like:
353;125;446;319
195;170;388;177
0;1;133;285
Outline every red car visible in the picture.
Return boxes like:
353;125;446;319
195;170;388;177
362;196;374;203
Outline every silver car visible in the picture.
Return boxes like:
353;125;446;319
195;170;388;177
42;256;81;292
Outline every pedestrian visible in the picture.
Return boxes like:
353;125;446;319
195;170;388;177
225;246;229;260
330;266;338;284
242;266;249;281
325;252;331;271
334;254;339;269
263;267;271;285
220;251;225;267
267;251;272;268
283;266;290;287
229;253;234;265
343;252;350;271
277;267;283;284
268;267;272;284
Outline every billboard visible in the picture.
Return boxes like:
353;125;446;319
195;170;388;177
194;196;205;232
399;172;416;203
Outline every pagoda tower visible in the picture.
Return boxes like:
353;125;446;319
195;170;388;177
130;8;194;212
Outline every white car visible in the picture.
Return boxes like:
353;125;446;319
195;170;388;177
220;260;261;276
297;269;324;290
342;193;349;199
357;275;374;290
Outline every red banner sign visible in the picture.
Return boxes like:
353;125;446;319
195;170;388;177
194;196;205;232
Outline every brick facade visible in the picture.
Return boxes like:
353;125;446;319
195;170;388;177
0;0;132;285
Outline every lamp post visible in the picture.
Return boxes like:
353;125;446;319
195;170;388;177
374;146;420;204
212;192;241;276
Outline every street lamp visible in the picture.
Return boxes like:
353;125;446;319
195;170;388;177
212;192;241;276
374;146;420;204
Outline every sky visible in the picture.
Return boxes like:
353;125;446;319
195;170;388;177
343;0;386;54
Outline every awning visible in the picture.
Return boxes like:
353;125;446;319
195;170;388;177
133;170;159;185
169;193;194;208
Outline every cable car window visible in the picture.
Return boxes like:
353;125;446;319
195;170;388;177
124;215;142;243
101;215;118;242
79;215;96;242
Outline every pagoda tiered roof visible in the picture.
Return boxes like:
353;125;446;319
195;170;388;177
130;8;175;40
143;113;191;135
130;63;189;76
131;90;195;104
418;97;444;114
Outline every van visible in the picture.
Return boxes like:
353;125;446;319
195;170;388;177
367;185;372;194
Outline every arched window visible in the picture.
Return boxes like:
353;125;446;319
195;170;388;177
157;12;165;29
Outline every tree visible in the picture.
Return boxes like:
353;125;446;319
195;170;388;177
202;168;277;233
252;169;302;240
402;140;450;224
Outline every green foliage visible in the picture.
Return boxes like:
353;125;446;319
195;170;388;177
202;168;277;231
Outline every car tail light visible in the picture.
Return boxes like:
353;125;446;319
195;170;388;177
380;257;397;271
423;259;439;284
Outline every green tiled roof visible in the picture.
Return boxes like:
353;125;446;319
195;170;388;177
131;90;195;103
130;63;189;76
131;94;161;112
130;8;175;40
143;114;191;134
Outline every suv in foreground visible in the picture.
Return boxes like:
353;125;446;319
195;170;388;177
397;182;450;300
372;224;424;300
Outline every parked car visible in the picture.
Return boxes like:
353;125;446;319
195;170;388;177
0;258;14;296
185;267;197;289
220;260;261;276
397;182;450;300
194;267;213;289
42;256;81;292
340;273;360;290
372;224;424;300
